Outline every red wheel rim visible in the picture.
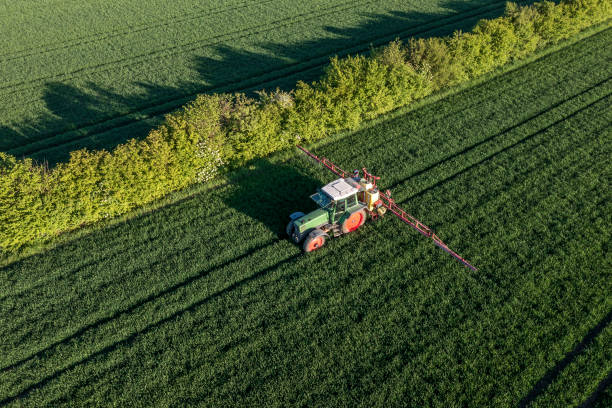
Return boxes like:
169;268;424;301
307;236;324;251
345;212;363;232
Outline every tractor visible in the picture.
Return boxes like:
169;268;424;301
286;173;386;252
287;145;478;271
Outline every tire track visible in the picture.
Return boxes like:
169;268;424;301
4;1;509;158
2;71;606;382
0;245;300;405
0;230;281;372
0;0;378;93
519;310;612;408
397;92;611;201
0;0;275;62
0;208;265;340
384;77;612;193
0;204;237;303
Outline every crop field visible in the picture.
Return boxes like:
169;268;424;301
0;22;610;407
0;0;514;164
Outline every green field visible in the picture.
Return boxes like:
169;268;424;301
0;0;513;164
1;23;610;407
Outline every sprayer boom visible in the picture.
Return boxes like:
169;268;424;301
295;145;477;270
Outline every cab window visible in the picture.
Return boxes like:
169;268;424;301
336;199;346;213
346;194;357;208
334;199;345;221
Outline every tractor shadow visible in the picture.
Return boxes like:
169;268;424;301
223;159;322;238
517;309;612;407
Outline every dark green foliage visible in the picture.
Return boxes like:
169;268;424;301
0;0;610;251
0;30;610;406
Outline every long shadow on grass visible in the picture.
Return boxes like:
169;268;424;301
0;238;277;374
1;0;513;165
0;250;301;405
224;158;322;238
578;370;612;408
518;309;612;408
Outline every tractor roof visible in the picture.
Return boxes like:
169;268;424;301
321;178;359;201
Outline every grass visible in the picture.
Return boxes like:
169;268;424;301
0;0;513;164
0;25;610;407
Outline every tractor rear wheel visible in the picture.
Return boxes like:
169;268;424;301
341;209;366;234
303;230;327;252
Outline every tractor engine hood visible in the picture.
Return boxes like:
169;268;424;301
294;209;329;233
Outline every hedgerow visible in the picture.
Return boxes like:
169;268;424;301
1;0;610;252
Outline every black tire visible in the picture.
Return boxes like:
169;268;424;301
286;220;295;237
287;221;302;243
292;229;303;244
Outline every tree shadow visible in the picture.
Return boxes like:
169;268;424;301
0;0;521;165
193;0;508;93
224;159;322;238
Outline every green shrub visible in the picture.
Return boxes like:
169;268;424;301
505;2;542;57
372;40;434;111
223;90;293;166
408;37;464;89
1;0;609;253
0;153;47;251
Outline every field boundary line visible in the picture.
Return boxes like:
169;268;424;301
305;22;612;159
359;39;609;157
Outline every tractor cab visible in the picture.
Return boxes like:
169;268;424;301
287;177;369;252
311;178;361;221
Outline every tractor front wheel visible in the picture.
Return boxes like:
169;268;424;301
286;220;295;237
341;209;367;234
303;230;327;252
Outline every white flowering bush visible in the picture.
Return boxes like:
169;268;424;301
196;141;224;182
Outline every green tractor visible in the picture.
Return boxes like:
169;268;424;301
286;177;385;252
287;145;477;270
